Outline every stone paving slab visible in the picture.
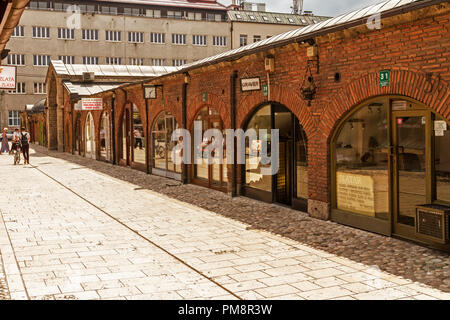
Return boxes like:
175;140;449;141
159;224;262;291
0;146;442;300
32;145;450;294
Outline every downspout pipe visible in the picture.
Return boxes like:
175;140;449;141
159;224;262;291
143;84;150;175
111;93;116;165
182;81;188;184
230;70;238;197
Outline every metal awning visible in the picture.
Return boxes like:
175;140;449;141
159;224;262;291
63;82;124;97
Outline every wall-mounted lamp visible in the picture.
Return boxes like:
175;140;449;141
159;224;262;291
301;76;317;106
184;72;191;84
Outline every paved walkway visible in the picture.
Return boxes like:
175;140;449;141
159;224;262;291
0;147;449;300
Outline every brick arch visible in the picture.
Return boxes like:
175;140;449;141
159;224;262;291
321;69;450;142
237;84;315;136
148;100;182;130
187;93;229;129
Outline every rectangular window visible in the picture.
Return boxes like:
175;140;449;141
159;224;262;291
195;13;202;21
213;36;227;47
58;55;75;64
150;59;165;66
187;12;195;20
167;11;182;19
105;30;121;42
8;83;26;94
8;111;21;127
101;6;118;15
29;1;48;10
33;55;51;66
82;29;98;41
172;34;186;45
193;35;207;46
7;54;25;66
150;33;165;44
129;58;144;66
172;59;187;67
32;26;50;38
215;14;222;22
82;56;99;65
128;32;144;43
11;26;24;37
34;82;46;94
240;34;247;47
207;13;215;21
57;28;75;40
253;35;261;43
105;57;122;65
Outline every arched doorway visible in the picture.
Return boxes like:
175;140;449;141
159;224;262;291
192;106;227;191
331;96;450;251
85;112;95;159
119;103;146;171
243;103;308;211
99;112;111;162
152;111;182;180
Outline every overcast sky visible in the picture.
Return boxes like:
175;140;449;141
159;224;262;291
220;0;384;16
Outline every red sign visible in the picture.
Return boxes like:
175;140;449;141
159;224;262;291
397;118;403;125
81;98;103;111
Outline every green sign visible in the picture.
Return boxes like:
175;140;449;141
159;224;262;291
263;84;268;97
202;92;207;102
380;70;390;87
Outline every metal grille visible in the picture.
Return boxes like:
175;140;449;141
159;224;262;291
416;209;449;241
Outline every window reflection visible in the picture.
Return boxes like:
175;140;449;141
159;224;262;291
132;104;145;165
152;112;181;173
335;102;389;219
245;105;271;192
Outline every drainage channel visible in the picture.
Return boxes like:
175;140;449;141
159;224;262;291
30;164;243;301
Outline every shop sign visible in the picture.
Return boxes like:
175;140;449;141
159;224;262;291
337;172;376;216
0;66;16;89
241;77;261;92
263;84;268;97
74;100;82;111
81;98;103;111
380;70;390;87
435;120;447;137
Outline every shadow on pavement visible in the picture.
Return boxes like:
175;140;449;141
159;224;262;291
30;144;450;293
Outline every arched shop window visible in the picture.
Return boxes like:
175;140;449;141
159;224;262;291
99;112;111;162
152;111;181;174
244;103;308;208
193;106;228;190
85;112;95;159
132;104;145;165
121;110;127;161
333;101;389;219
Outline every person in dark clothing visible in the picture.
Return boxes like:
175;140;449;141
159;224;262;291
20;127;30;165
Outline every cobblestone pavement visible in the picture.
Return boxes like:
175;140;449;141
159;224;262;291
0;250;10;299
0;146;448;300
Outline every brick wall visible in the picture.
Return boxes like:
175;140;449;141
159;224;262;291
54;4;450;219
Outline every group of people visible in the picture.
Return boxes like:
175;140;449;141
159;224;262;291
0;127;31;164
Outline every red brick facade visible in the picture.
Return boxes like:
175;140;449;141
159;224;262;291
34;3;450;223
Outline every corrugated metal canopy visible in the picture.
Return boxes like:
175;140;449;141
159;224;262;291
180;0;434;72
63;82;124;96
227;10;330;25
51;60;180;77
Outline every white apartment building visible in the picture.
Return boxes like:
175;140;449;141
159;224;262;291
0;0;327;130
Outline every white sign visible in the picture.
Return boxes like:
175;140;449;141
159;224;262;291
435;121;447;131
0;66;16;89
82;98;103;111
241;78;261;92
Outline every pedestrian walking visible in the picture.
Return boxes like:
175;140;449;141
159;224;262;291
133;128;143;150
0;128;10;154
19;127;30;165
11;128;20;153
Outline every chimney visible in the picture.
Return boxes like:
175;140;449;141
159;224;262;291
256;3;266;12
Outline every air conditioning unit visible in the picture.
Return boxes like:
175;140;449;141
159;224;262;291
416;205;450;244
82;72;95;82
